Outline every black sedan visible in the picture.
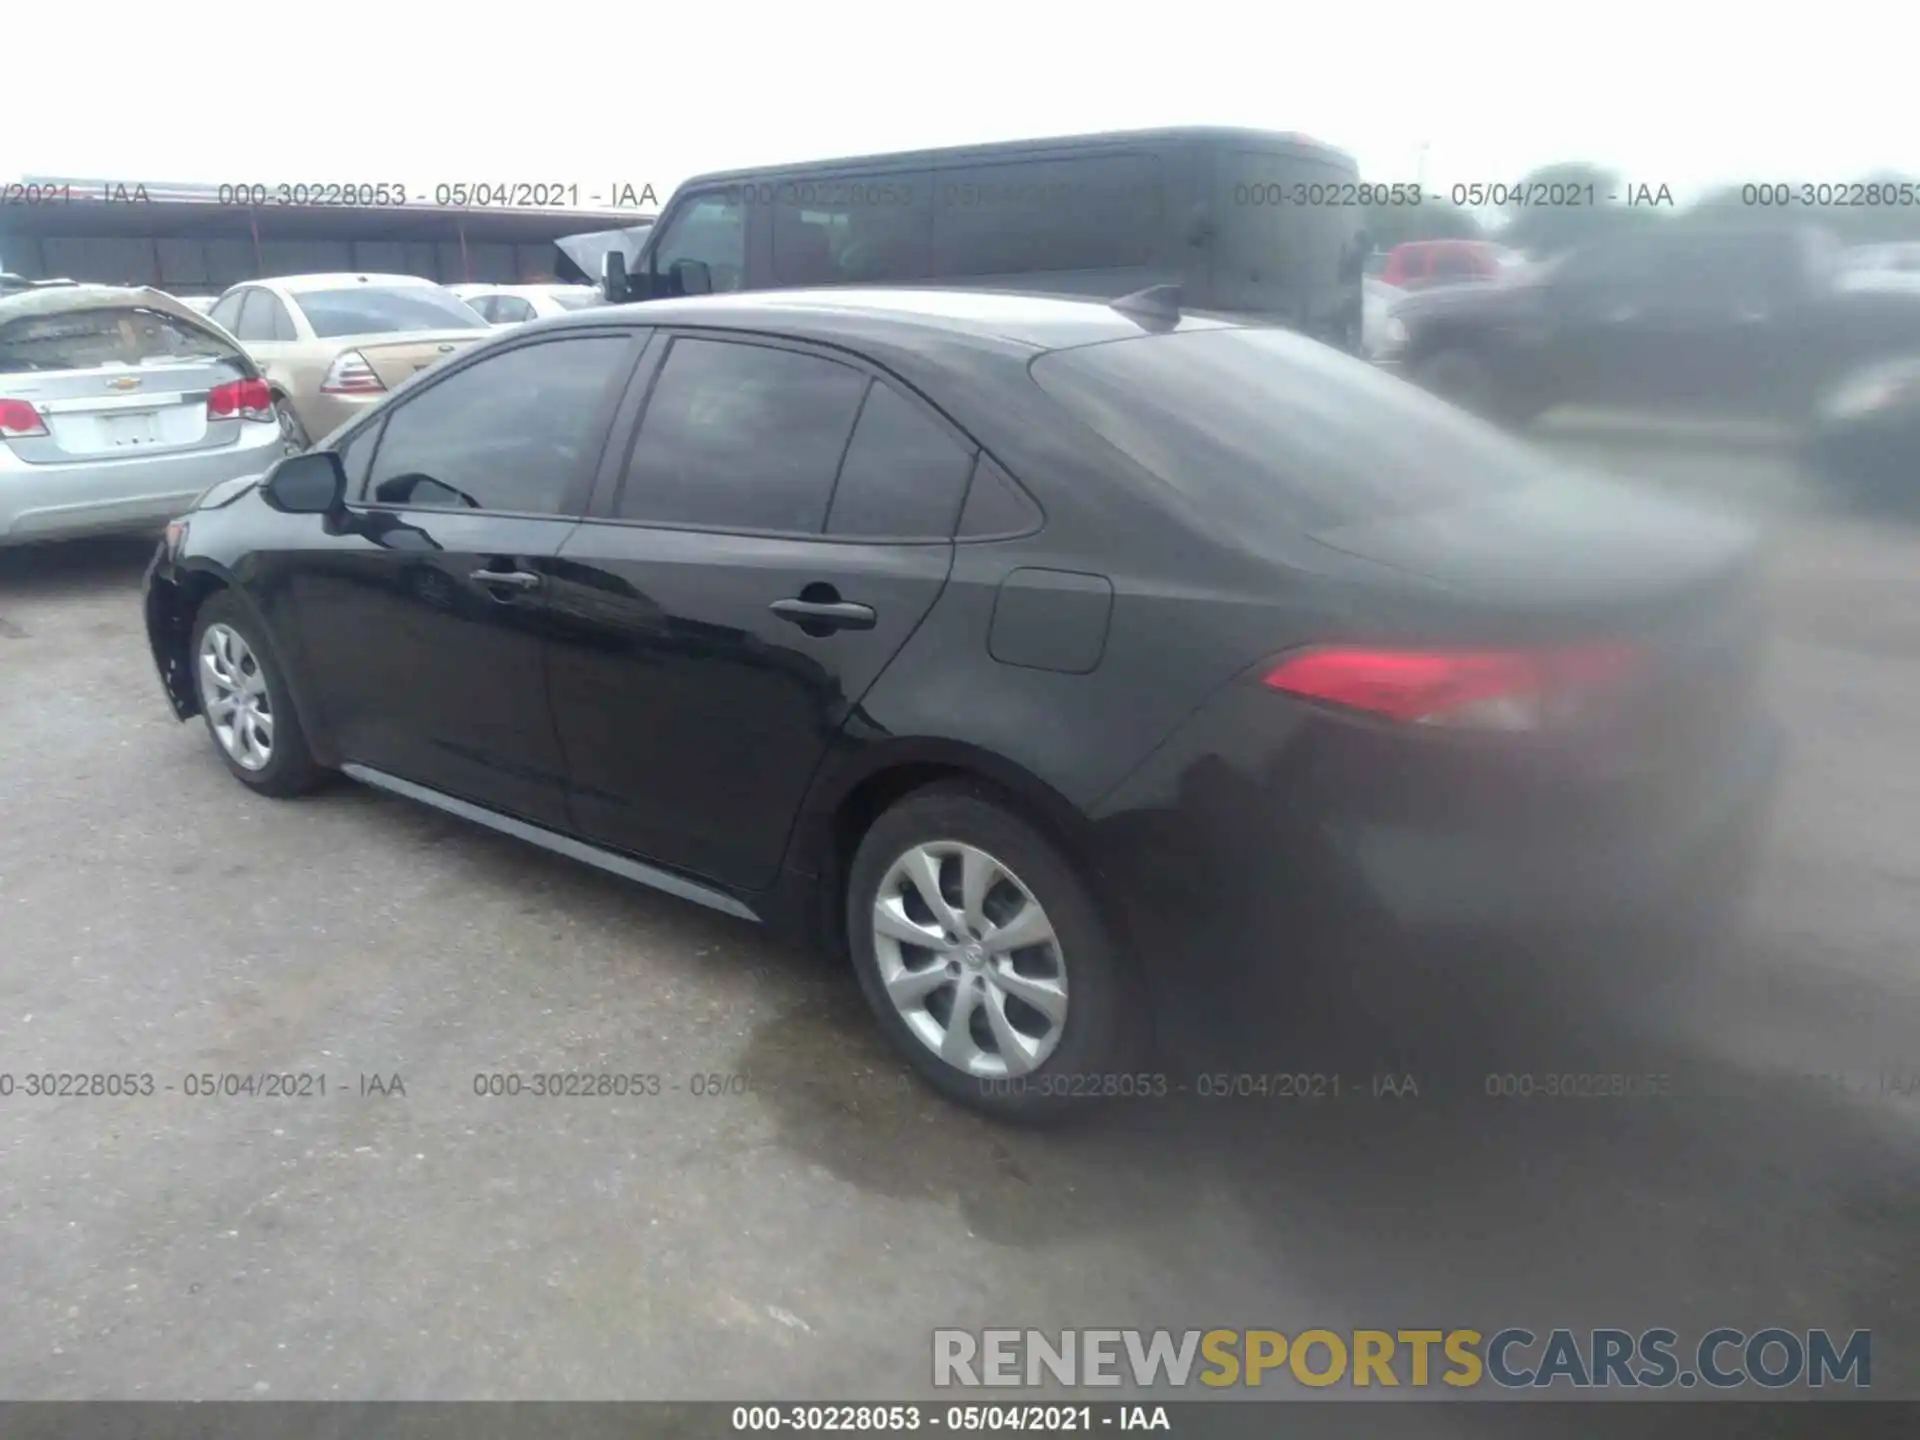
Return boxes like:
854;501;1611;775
143;287;1781;1119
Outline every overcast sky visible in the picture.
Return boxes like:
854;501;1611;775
13;1;1912;206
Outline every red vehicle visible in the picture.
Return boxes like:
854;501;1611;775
1379;239;1508;289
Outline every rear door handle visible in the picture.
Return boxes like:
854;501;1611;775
470;569;542;590
769;598;876;631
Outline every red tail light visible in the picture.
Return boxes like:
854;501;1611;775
1262;643;1641;732
207;377;275;422
0;398;49;437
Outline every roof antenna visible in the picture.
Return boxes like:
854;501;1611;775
1109;283;1182;328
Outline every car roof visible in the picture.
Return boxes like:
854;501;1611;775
246;273;442;294
534;286;1242;354
673;126;1355;190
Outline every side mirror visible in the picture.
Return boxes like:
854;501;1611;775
670;258;713;296
262;451;346;515
601;250;629;305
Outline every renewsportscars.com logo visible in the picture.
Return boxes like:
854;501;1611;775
933;1328;1871;1391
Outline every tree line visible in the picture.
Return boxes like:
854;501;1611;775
1362;162;1920;258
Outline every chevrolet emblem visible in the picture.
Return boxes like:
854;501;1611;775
108;377;142;391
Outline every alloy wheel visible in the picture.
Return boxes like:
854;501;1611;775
871;841;1068;1078
198;622;274;771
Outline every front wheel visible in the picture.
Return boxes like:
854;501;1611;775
845;784;1142;1122
190;592;326;797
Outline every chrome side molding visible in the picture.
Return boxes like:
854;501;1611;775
340;763;761;924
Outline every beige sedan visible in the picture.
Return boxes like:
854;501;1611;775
205;274;490;446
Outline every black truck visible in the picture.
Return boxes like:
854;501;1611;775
598;127;1371;355
1384;223;1920;485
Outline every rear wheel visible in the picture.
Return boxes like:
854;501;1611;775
189;592;325;797
272;395;311;453
845;784;1141;1122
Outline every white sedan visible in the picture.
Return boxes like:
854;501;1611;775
448;283;605;327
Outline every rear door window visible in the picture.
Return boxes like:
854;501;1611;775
1031;326;1542;534
237;290;296;341
771;173;931;286
825;381;976;539
234;291;277;342
615;337;868;533
0;307;244;375
208;292;245;333
931;152;1167;277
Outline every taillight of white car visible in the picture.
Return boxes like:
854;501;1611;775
320;351;386;396
0;398;50;438
206;377;275;421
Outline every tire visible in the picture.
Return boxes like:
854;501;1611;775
845;783;1143;1122
273;395;311;454
189;591;326;797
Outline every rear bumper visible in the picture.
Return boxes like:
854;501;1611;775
1338;721;1781;930
1093;687;1784;1005
0;426;281;545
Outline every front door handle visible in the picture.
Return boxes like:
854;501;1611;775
470;568;542;590
769;598;876;632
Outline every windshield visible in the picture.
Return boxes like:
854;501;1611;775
0;305;242;374
293;287;488;338
1031;326;1545;533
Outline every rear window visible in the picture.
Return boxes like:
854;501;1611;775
0;306;242;374
1029;326;1543;533
293;287;488;338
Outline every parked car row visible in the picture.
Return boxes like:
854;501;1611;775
199;274;492;448
1381;222;1920;489
0;283;290;547
7;125;1394;552
450;283;606;325
0;270;517;547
